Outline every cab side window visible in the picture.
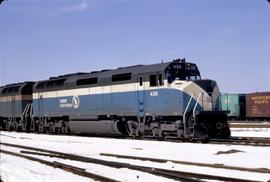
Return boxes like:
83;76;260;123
150;74;164;87
159;74;164;86
150;75;157;87
139;76;143;86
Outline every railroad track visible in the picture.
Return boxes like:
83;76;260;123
100;153;270;174
143;136;270;147
0;149;119;182
1;131;270;147
167;136;270;147
207;137;270;147
229;122;270;128
0;142;265;182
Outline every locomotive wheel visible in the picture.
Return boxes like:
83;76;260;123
38;122;45;133
16;125;22;132
5;122;11;131
193;123;208;140
151;127;159;137
127;121;138;137
0;123;6;131
0;120;7;130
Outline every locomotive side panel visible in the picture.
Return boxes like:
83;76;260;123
0;95;7;116
0;82;34;130
33;92;90;117
33;84;139;118
90;87;103;110
139;73;185;117
2;96;12;117
144;88;184;116
111;83;137;116
0;83;34;118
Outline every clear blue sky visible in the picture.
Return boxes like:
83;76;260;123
0;0;269;93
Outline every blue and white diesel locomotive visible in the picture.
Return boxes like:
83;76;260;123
0;59;230;139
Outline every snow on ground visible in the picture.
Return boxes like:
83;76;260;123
0;153;92;182
1;130;270;182
1;146;177;182
231;127;270;138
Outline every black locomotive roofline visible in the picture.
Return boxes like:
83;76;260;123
32;58;201;92
0;82;35;96
0;58;200;93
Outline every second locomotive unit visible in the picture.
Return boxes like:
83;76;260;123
0;59;230;139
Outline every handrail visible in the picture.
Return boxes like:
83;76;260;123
21;103;30;119
21;103;33;119
193;92;202;118
29;103;33;117
183;94;193;135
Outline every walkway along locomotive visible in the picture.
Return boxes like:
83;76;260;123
0;59;231;139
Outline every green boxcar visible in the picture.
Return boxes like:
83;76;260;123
221;93;246;120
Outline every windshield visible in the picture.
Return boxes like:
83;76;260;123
166;63;201;83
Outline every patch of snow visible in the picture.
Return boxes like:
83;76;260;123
1;131;270;182
231;128;270;138
0;154;92;182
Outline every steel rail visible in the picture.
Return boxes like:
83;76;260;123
0;149;120;182
230;123;270;128
100;153;270;174
0;142;262;182
1;131;269;147
208;138;270;147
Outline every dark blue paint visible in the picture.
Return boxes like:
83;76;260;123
32;88;203;118
0;100;32;118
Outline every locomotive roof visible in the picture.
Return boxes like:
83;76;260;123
99;62;172;78
33;59;196;91
0;82;35;89
0;82;35;96
34;62;171;82
38;61;174;81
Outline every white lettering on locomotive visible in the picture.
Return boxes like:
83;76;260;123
150;91;158;97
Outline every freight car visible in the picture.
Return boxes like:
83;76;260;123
0;59;231;139
221;93;246;120
246;92;270;120
221;92;270;121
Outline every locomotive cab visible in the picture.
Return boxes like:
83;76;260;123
164;59;231;139
166;59;201;83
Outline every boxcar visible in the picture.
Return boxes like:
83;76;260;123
221;93;246;120
246;92;270;120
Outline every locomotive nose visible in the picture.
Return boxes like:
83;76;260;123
192;79;221;111
192;80;217;96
